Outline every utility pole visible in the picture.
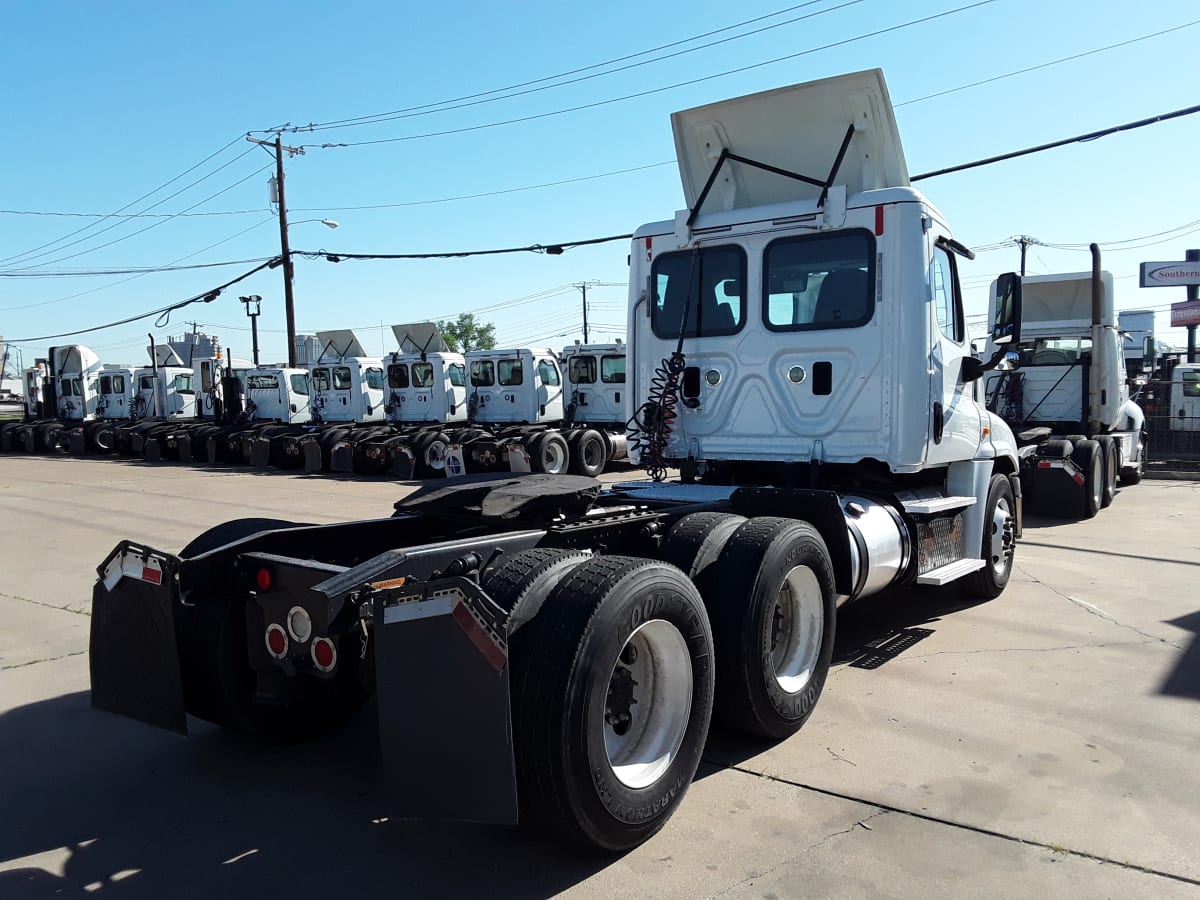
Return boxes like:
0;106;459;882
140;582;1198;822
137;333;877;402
1188;248;1199;363
1013;235;1038;276
574;281;597;343
247;135;305;367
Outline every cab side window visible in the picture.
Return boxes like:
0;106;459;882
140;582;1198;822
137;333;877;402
931;245;964;343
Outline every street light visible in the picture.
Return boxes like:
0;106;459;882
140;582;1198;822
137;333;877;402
278;216;339;367
239;295;262;366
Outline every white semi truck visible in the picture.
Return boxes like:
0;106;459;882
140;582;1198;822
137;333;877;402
983;249;1146;518
90;70;1024;852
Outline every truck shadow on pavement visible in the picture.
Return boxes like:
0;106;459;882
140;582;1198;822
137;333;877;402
0;692;609;900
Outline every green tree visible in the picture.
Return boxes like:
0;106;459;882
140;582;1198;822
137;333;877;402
437;313;497;352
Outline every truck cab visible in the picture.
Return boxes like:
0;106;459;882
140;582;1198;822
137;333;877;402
1168;362;1200;432
52;344;103;423
244;368;312;423
22;365;48;420
385;351;467;426
309;330;386;424
466;348;564;426
629;72;1016;488
562;341;627;428
133;367;197;419
97;368;135;420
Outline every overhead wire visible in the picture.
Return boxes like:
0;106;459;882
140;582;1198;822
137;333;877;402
300;1;1001;150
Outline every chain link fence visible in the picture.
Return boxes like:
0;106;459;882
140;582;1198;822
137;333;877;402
1134;376;1200;476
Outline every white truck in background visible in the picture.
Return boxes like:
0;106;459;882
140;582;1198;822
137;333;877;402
1118;308;1157;380
984;250;1146;518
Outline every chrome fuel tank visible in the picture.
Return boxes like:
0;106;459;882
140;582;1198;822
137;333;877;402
839;494;911;604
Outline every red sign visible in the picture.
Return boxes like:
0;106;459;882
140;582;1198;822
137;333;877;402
1171;301;1200;327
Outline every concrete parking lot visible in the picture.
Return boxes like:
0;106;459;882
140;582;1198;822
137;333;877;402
1;455;1197;899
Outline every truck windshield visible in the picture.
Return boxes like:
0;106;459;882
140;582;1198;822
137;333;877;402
569;357;596;384
499;360;524;386
471;360;494;386
388;364;409;388
412;362;433;387
601;356;626;383
312;368;331;391
763;231;874;331
652;245;746;339
171;374;194;394
1183;370;1200;398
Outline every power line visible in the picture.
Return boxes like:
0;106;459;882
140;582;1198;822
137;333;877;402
272;1;860;134
911;103;1200;181
0;255;276;278
6;259;280;343
294;232;633;262
6;159;273;272
300;1;1001;150
0;208;269;220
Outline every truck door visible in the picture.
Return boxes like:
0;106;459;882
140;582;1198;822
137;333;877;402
363;366;385;421
445;359;468;422
172;371;197;418
287;372;311;422
924;237;980;466
409;360;436;422
599;354;626;424
536;357;564;422
1171;366;1200;432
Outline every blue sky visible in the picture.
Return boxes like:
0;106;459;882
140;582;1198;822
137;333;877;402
2;0;1197;372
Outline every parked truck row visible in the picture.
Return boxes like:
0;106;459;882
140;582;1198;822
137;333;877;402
89;70;1050;853
0;328;634;481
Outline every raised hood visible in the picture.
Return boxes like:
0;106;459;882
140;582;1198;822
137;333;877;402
671;68;909;213
316;329;367;360
1019;271;1115;333
392;322;447;354
53;344;102;375
150;345;186;366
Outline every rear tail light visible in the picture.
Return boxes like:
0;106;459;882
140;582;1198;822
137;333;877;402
265;624;288;659
255;567;273;591
311;637;337;672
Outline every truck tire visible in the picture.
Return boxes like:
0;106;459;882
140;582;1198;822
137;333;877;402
1094;435;1117;508
659;512;747;581
961;474;1016;600
569;429;607;478
480;547;591;632
414;431;451;478
528;432;570;475
178;596;366;741
701;517;835;740
510;555;714;851
180;517;307;558
1072;439;1102;519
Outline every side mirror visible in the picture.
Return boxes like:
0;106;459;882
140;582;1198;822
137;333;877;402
991;272;1022;346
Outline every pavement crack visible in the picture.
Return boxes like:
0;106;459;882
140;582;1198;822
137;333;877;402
709;807;889;897
2;649;88;670
714;764;1200;888
1015;566;1183;650
825;746;857;766
0;590;91;617
894;638;1165;661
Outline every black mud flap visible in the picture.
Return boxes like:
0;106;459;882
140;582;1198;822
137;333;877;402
250;437;272;468
330;442;355;473
303;441;325;473
89;542;187;735
390;446;416;479
374;578;518;825
144;439;164;462
68;430;86;455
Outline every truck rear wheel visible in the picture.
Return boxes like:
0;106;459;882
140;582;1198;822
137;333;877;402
659;511;747;581
701;517;835;740
962;474;1016;600
528;432;569;475
480;547;591;631
1095;435;1118;508
1073;439;1102;519
510;556;713;851
568;429;607;478
414;431;451;477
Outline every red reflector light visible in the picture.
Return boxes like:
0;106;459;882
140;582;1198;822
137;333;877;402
265;624;288;658
141;566;163;585
311;637;336;672
256;568;272;591
1037;461;1052;468
874;205;884;236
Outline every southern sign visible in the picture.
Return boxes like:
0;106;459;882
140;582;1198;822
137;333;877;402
1171;300;1200;327
1140;260;1200;288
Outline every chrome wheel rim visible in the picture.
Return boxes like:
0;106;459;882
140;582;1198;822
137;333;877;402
771;567;824;694
989;495;1015;577
542;441;567;474
424;438;448;471
603;619;692;789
